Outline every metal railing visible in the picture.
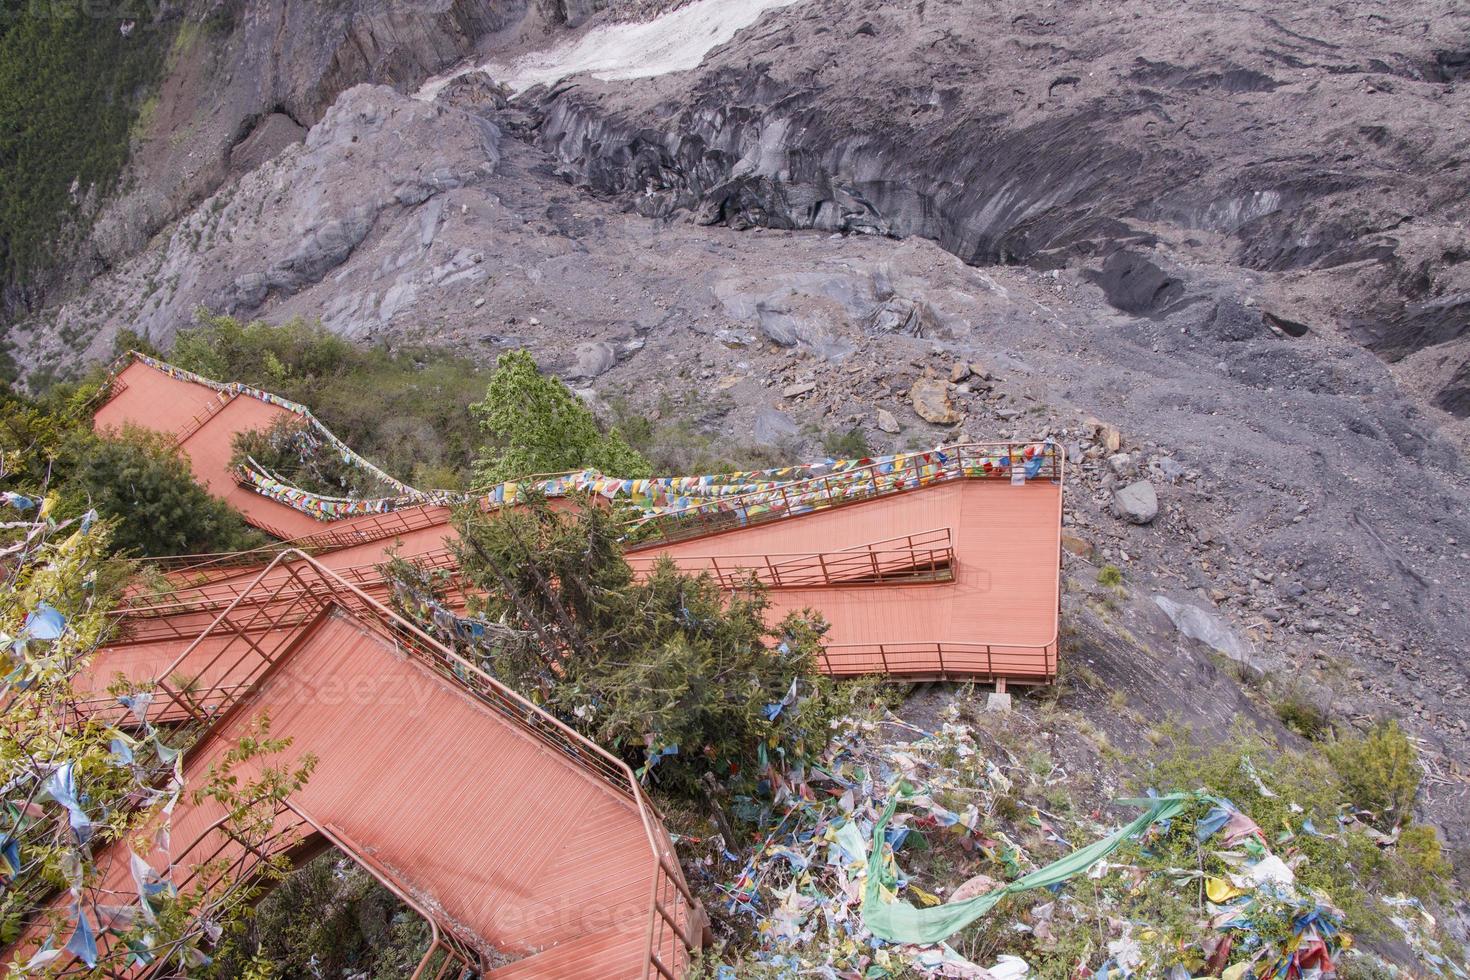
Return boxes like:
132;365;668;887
626;527;956;589
93;552;704;980
818;639;1058;681
169;390;237;446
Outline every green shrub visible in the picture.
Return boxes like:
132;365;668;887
59;426;263;557
168;313;487;487
1325;720;1421;829
471;349;650;484
1275;695;1330;740
451;493;826;797
1096;564;1123;588
232;417;389;499
822;426;870;458
211;850;431;980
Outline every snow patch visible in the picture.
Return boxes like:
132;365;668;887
417;0;804;98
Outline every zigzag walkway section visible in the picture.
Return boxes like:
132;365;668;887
25;558;705;979
37;350;1067;979
93;354;1065;689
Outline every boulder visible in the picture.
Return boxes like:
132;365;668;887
565;341;617;379
753;409;800;446
876;408;900;433
1112;480;1159;524
1153;595;1260;672
783;381;817;398
911;378;961;424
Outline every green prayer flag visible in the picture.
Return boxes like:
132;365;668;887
860;792;1195;944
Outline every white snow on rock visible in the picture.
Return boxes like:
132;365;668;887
418;0;804;98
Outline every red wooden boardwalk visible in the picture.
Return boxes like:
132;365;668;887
37;354;1067;978
26;558;703;978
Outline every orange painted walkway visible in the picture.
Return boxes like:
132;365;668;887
41;354;1066;978
29;559;702;978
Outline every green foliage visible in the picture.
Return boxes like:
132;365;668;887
169;313;487;489
211;851;432;980
1096;564;1123;588
1275;694;1330;740
59;426;263;557
0;491;309;973
1139;721;1448;941
451;493;826;796
1325;720;1421;830
610;391;752;475
0;6;170;290
471;349;650;484
822;425;870;458
232;417;388;499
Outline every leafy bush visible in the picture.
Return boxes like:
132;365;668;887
212;851;432;980
822;426;870;458
1275;694;1330;740
1325;720;1421;829
1096;564;1123;588
450;493;827;797
59;426;263;557
1140;721;1448;940
168;313;487;489
471;349;650;484
232;417;389;499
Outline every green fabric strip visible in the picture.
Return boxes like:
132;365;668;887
861;792;1194;944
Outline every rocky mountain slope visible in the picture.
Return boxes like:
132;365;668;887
8;0;1470;927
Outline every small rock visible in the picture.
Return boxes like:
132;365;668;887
1087;418;1123;452
950;362;971;383
1345;604;1361;617
910;378;961;424
1303;619;1325;634
1061;532;1095;559
472;297;485;308
876;408;900;434
1252;568;1274;584
783;381;817;398
1107;452;1133;477
995;407;1022;421
1112;480;1159;524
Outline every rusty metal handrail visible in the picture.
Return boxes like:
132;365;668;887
103;551;701;979
626;527;956;589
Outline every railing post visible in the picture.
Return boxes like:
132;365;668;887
937;643;946;678
879;644;889;674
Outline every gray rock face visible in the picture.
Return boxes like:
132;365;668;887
1153;595;1260;672
752;408;800;447
529;0;1470;413
1112;480;1159;524
14;0;537;322
16;85;501;357
566;341;617;379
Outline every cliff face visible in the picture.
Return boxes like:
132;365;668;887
518;0;1470;415
35;0;542;323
